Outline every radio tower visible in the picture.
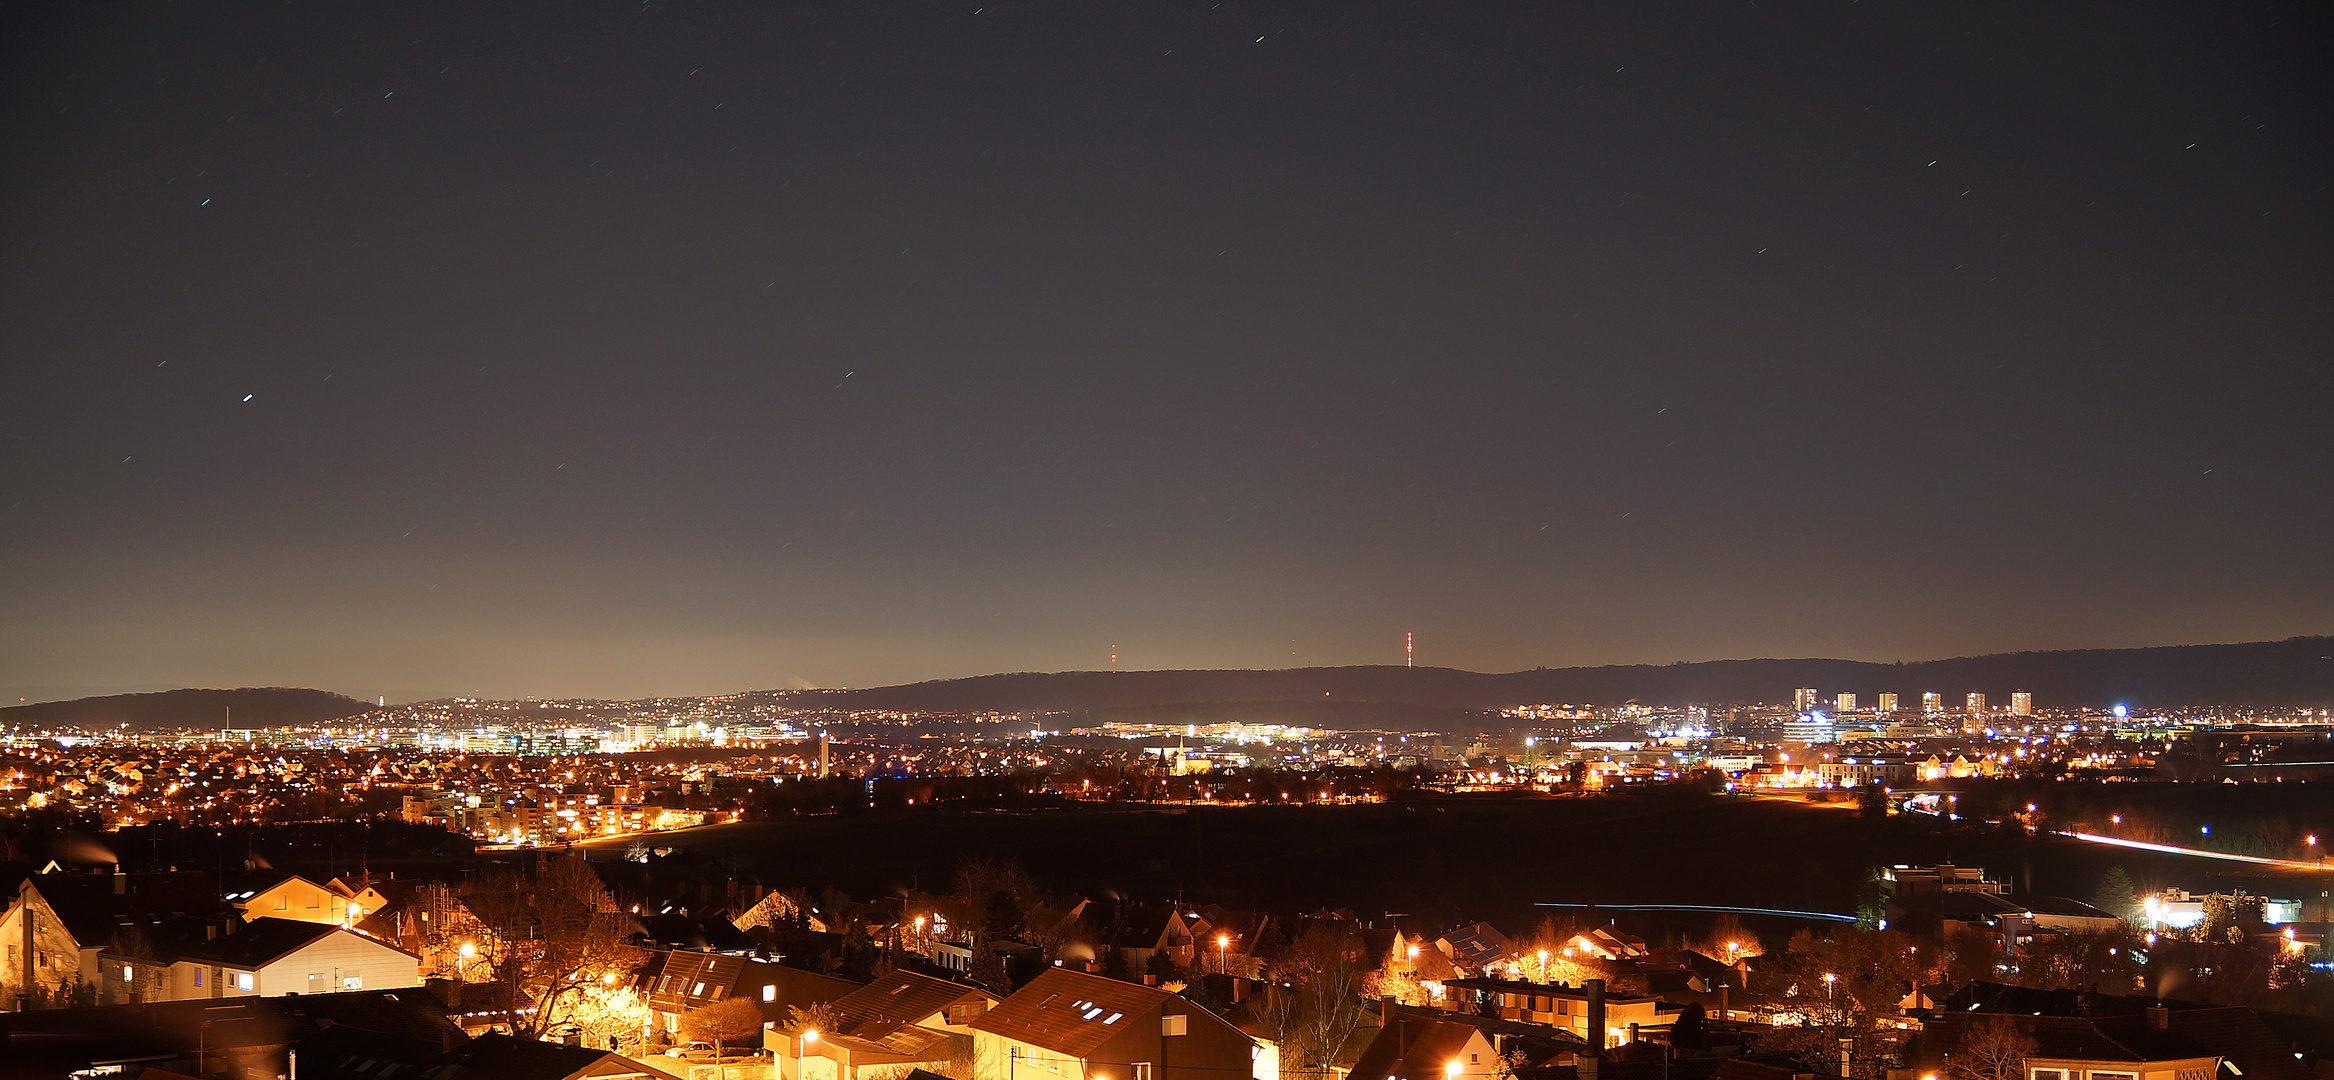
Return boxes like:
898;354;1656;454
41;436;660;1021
1406;632;1413;668
1110;644;1118;671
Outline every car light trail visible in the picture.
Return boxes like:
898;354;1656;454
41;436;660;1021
2061;832;2327;870
1536;902;1856;922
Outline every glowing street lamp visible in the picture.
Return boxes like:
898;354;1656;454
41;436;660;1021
1218;934;1231;974
1822;972;1837;1005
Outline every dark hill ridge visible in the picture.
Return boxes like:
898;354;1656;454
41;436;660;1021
0;687;374;731
796;635;2334;712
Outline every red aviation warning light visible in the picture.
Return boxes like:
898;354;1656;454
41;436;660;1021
1406;631;1413;668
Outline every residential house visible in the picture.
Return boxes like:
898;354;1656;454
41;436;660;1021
1883;864;2008;898
1435;924;1514;976
1191;905;1276;979
970;967;1260;1080
1906;1009;2240;1080
1566;927;1650;964
1438;979;1678;1049
639;949;860;1039
224;870;366;926
1099;904;1208;976
794;969;1000;1080
101;916;423;1003
0;989;678;1080
3;867;227;1007
1344;1016;1501;1080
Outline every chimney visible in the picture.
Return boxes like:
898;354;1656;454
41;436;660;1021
1718;984;1729;1023
1586;978;1606;1051
113;867;126;895
1381;995;1397;1028
2146;1006;2169;1031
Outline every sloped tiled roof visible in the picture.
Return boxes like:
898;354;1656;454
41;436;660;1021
2154;1009;2312;1080
1346;1017;1485;1080
828;971;995;1055
170;917;421;968
1910;1013;2216;1072
28;870;228;949
970;968;1173;1057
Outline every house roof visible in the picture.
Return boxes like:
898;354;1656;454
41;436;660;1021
0;989;464;1080
2148;1009;2312;1080
25;870;228;949
170;917;406;968
970;968;1177;1057
442;1032;686;1080
1909;1013;2216;1072
641;950;860;1021
1440;978;1662;1006
1099;904;1179;950
630;912;757;952
827;970;995;1055
2005;895;2121;920
1347;1017;1487;1080
1439;923;1515;968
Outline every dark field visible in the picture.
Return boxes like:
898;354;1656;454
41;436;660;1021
583;786;2334;946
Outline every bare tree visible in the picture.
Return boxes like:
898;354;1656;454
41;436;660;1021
460;855;645;1039
1271;922;1371;1080
1949;1015;2038;1080
1751;927;1922;1080
681;996;769;1063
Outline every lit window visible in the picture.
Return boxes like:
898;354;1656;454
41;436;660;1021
235;972;254;991
764;985;776;1002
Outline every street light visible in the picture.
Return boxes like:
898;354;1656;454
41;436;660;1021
1218;934;1230;975
1823;972;1837;1005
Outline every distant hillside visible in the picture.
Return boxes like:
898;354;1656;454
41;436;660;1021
0;688;374;731
795;636;2334;713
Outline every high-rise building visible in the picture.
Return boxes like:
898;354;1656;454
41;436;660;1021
1966;692;1987;715
1794;688;1819;713
1836;693;1857;712
1877;692;1900;713
2011;691;2032;716
1922;691;1942;712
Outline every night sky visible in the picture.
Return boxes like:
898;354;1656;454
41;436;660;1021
2;2;2328;704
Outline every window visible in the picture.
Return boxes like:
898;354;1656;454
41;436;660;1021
276;896;289;910
123;966;134;980
235;972;255;991
344;976;362;989
2090;1073;2137;1080
694;982;707;996
1162;1015;1188;1037
2032;1071;2065;1080
194;969;204;987
763;985;776;1002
